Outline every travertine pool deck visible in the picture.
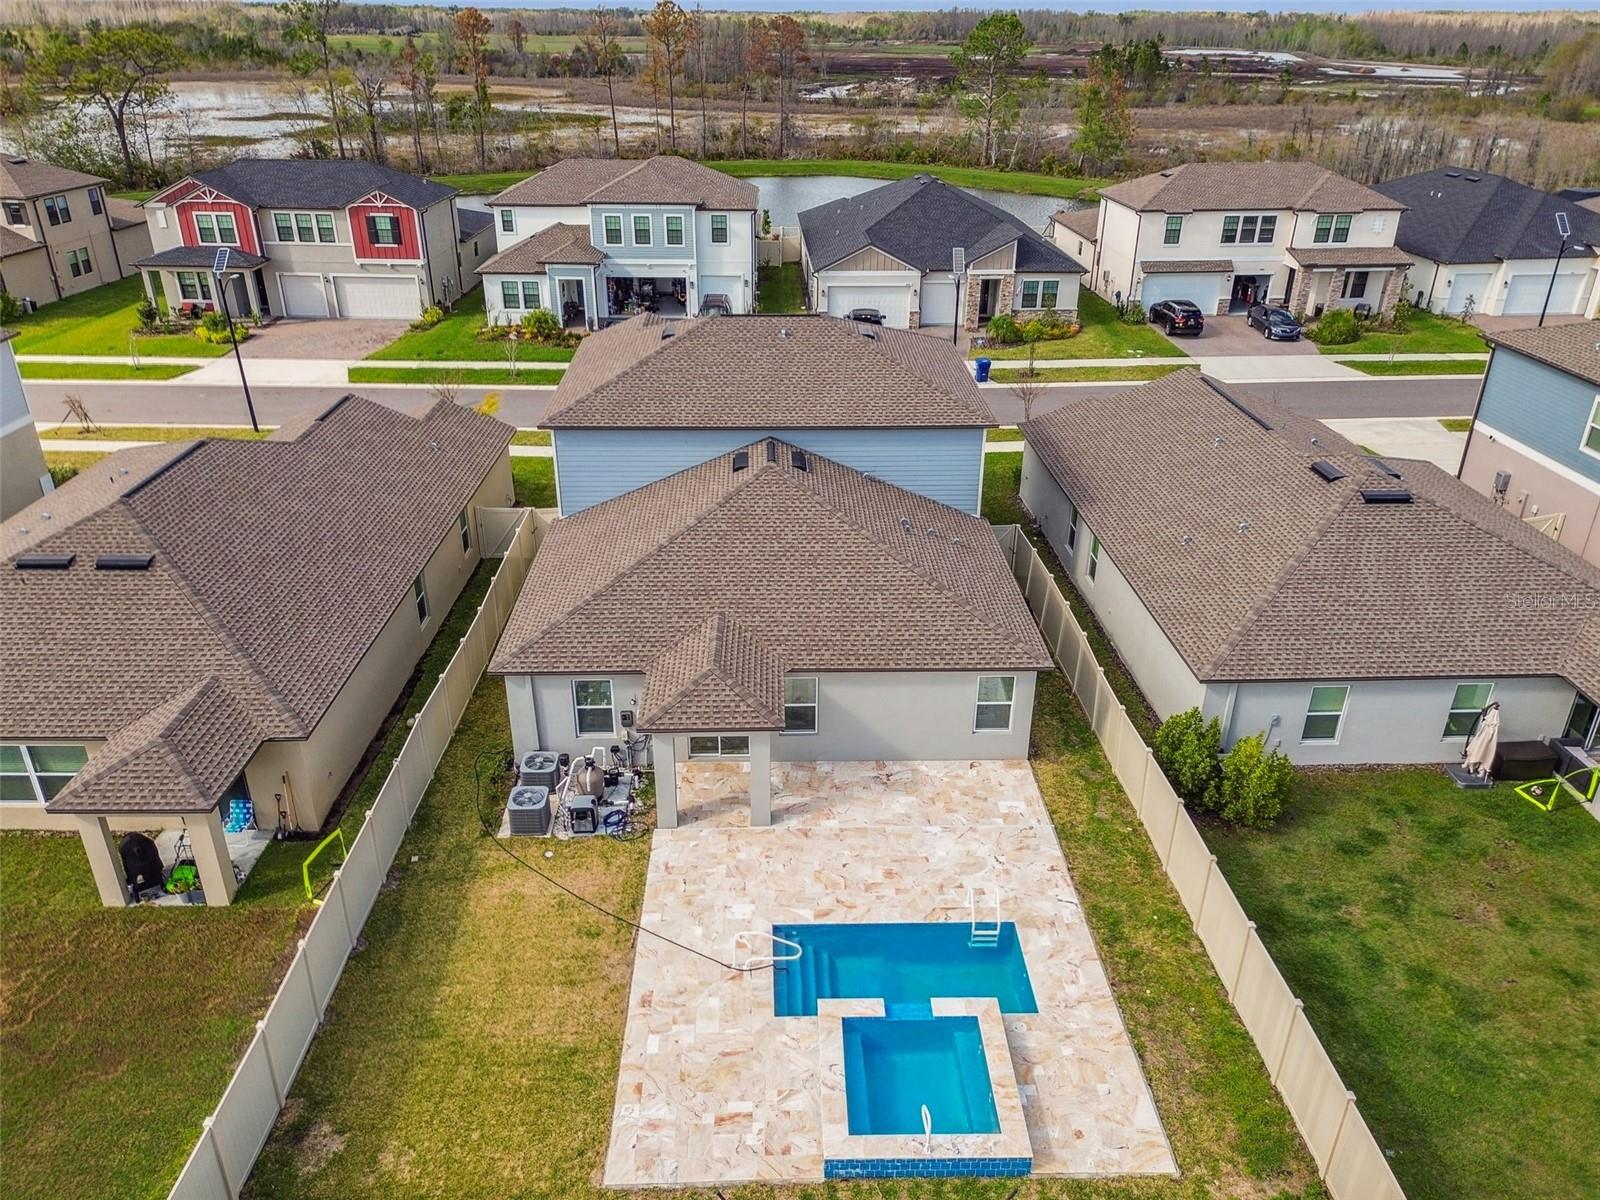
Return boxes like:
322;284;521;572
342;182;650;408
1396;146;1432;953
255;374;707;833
602;759;1176;1187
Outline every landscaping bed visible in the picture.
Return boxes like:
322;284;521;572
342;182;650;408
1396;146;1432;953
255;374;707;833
1314;309;1488;356
6;277;231;359
975;292;1190;361
364;289;577;364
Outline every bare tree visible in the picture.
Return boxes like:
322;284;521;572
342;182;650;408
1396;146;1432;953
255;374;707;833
280;0;348;158
582;7;626;156
643;0;691;152
770;15;808;158
349;48;395;164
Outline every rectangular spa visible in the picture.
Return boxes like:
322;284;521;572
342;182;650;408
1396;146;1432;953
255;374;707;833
772;921;1038;1017
843;1015;1000;1135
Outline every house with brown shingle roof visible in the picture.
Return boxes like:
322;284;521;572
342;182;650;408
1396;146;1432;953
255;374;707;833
0;396;513;906
541;312;996;515
484;156;758;327
0;155;151;307
1083;161;1410;320
490;439;1050;826
1019;367;1600;765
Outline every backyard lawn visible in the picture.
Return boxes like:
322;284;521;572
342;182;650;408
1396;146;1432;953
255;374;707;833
1206;769;1600;1200
977;292;1190;361
364;288;576;363
756;261;805;313
1317;310;1488;356
5;276;229;359
511;456;555;508
710;158;1106;200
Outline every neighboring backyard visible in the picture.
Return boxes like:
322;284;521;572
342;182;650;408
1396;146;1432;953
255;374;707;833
756;261;805;313
1316;310;1488;356
1207;769;1600;1200
365;288;576;363
5;276;228;359
976;292;1190;361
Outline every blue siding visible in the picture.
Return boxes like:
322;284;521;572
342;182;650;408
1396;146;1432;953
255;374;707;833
553;427;987;514
1476;348;1600;482
588;205;695;262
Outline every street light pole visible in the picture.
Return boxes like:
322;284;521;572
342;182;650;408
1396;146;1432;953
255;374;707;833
1538;211;1572;328
951;246;966;346
213;248;259;433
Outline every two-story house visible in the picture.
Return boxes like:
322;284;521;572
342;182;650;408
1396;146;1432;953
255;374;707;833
1458;322;1600;564
798;174;1083;330
0;157;151;308
137;158;483;320
482;156;758;328
1086;162;1411;319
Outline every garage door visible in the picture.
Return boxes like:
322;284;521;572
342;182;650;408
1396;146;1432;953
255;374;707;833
1503;272;1586;315
825;283;912;328
279;274;328;319
1444;271;1493;315
333;275;422;320
920;278;958;325
700;274;743;312
1139;273;1223;315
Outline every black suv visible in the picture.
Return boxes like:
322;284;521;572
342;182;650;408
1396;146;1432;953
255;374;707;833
1148;299;1205;335
847;308;886;325
1246;304;1303;341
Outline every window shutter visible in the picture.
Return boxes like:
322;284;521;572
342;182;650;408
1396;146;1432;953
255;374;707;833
366;215;380;245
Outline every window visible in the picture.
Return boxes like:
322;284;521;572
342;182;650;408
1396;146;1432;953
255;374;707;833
1087;534;1101;581
783;677;818;734
316;213;335;243
368;214;401;246
665;214;684;246
688;734;750;758
500;280;521;310
1342;271;1370;300
1;743;88;805
413;573;429;625
1021;280;1040;308
295;212;315;243
1314;214;1353;244
500;208;515;233
458;509;471;553
975;676;1016;732
194;212;238;245
711;213;728;243
3;200;25;225
1333;214;1352;242
603;214;623;245
632;214;651;245
1444;683;1493;739
521;280;540;309
1582;397;1600;457
275;212;295;241
1257;215;1277;243
43;194;70;225
574;679;615;736
1301;685;1349;742
1163;215;1182;245
1041;279;1059;308
1223;214;1275;244
176;271;213;301
1221;215;1239;244
89;187;103;215
1065;501;1078;555
65;247;92;278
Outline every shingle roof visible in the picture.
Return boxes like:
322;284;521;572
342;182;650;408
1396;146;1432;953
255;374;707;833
543;314;994;429
0;157;106;200
133;245;269;269
158;158;454;211
490;440;1052;685
457;207;493;242
1142;258;1232;274
479;222;604;273
1374;168;1600;264
0;225;43;258
798;174;1082;275
1021;368;1600;694
1051;207;1099;241
1100;162;1406;215
1;396;511;813
1286;245;1415;269
490;156;757;210
638;612;787;732
1485;321;1600;388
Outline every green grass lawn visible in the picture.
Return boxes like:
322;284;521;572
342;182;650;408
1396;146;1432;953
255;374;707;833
510;429;552;446
1318;311;1489;356
364;289;576;364
977;292;1190;361
1439;417;1474;433
18;361;198;381
6;277;230;359
991;363;1186;383
986;426;1024;442
348;365;565;386
756;261;805;313
1206;769;1600;1200
1344;359;1487;376
511;456;555;508
35;423;271;442
711;158;1106;200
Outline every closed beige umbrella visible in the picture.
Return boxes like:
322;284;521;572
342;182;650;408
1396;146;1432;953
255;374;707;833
1463;703;1501;778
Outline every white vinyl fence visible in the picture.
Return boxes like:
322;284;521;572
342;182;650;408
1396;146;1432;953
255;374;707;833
998;525;1408;1200
166;510;547;1200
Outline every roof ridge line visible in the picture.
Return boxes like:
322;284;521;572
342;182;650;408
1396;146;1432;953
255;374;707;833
581;157;655;203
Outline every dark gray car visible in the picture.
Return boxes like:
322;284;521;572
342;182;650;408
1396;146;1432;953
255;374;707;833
1247;304;1303;341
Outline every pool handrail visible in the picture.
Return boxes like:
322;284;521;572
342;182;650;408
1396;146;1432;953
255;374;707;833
967;885;1002;945
732;929;802;970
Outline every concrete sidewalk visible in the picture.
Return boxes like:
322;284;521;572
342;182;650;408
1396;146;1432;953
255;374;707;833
16;354;571;387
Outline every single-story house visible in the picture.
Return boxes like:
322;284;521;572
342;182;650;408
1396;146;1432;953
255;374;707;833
0;396;514;905
1372;168;1600;318
541;313;995;515
798;174;1083;330
490;440;1051;827
1018;367;1600;765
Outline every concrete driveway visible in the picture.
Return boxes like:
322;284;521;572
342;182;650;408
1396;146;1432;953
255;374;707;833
1471;312;1591;335
1159;313;1317;357
240;317;411;360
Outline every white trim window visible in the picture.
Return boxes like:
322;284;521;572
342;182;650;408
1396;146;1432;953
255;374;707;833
1443;683;1493;739
1221;214;1277;245
975;675;1016;732
632;214;651;246
1;743;88;805
458;508;471;553
500;208;515;233
711;214;729;244
413;573;430;626
194;211;240;245
176;271;213;302
574;679;616;737
66;247;93;278
367;213;402;246
1065;500;1079;557
1087;534;1101;582
665;214;685;246
688;734;751;758
1301;685;1349;742
783;676;818;734
1313;214;1354;245
603;213;623;246
500;279;541;311
1582;396;1600;459
1019;279;1060;309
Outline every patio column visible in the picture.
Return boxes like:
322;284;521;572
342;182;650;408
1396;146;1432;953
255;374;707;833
749;732;772;828
654;734;678;830
75;815;129;908
188;807;238;906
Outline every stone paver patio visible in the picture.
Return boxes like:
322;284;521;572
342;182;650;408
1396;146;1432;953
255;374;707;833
602;759;1176;1187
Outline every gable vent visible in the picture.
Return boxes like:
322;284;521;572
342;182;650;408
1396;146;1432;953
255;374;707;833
96;553;155;571
1361;488;1413;504
791;448;808;472
732;450;749;472
765;439;778;463
1311;460;1346;482
15;553;75;570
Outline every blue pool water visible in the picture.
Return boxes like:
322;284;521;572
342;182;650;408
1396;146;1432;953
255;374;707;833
771;922;1037;1017
843;1016;1000;1135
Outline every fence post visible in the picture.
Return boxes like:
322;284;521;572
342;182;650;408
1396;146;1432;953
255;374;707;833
1274;999;1306;1083
1234;922;1256;996
333;865;358;947
1323;1091;1358;1182
1138;749;1160;819
1165;801;1184;864
204;1116;238;1200
255;1018;285;1106
1194;853;1217;926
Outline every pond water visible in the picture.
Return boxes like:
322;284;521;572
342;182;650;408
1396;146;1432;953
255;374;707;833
744;175;1083;232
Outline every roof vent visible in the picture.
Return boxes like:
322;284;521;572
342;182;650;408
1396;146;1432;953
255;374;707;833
899;515;913;534
1237;521;1249;534
1465;174;1481;182
660;326;675;339
1365;455;1404;479
95;553;155;570
1159;169;1175;177
15;553;75;570
860;327;877;339
1311;460;1347;482
778;327;791;340
766;438;777;463
1361;487;1413;504
1444;170;1461;178
791;448;808;471
1179;533;1194;545
732;450;749;472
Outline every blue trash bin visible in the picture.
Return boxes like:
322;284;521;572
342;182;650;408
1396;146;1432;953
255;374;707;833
975;357;992;383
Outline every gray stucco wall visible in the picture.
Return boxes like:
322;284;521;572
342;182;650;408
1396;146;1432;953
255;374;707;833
1475;346;1600;484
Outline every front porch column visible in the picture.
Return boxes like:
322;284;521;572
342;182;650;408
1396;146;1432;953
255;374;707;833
140;269;156;304
749;733;772;827
75;815;129;908
188;808;238;906
654;734;679;829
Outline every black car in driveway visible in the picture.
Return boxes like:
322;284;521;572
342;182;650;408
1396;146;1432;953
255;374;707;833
1148;299;1205;336
1247;304;1303;341
847;307;886;325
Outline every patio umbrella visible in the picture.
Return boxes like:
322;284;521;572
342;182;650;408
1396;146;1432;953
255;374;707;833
1463;703;1501;778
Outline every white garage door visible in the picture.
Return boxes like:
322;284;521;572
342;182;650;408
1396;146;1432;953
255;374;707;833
279;274;328;319
920;278;958;325
1139;273;1223;314
333;275;422;320
825;283;912;328
1444;271;1493;315
700;274;742;312
1503;272;1586;315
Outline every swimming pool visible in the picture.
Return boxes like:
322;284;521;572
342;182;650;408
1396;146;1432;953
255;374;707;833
771;921;1038;1017
843;1015;1000;1136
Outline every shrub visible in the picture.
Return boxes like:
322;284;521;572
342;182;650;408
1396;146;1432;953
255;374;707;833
49;462;79;487
520;307;562;341
1389;295;1414;335
194;311;249;344
1118;299;1148;325
135;296;160;330
1218;734;1295;827
1151;707;1222;811
985;312;1022;344
0;291;22;324
1032;306;1075;338
1306;307;1360;345
410;305;444;331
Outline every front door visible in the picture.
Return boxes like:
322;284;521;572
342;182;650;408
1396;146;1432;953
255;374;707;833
1284;267;1296;308
253;269;271;316
978;278;1000;322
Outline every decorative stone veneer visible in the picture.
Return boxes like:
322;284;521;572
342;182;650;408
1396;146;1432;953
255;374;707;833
909;308;921;330
1290;264;1405;319
963;273;1017;331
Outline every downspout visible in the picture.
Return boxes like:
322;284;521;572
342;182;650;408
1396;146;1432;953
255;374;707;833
29;197;62;301
1423;259;1442;311
102;189;125;278
1128;212;1141;303
450;197;463;306
418;203;436;307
